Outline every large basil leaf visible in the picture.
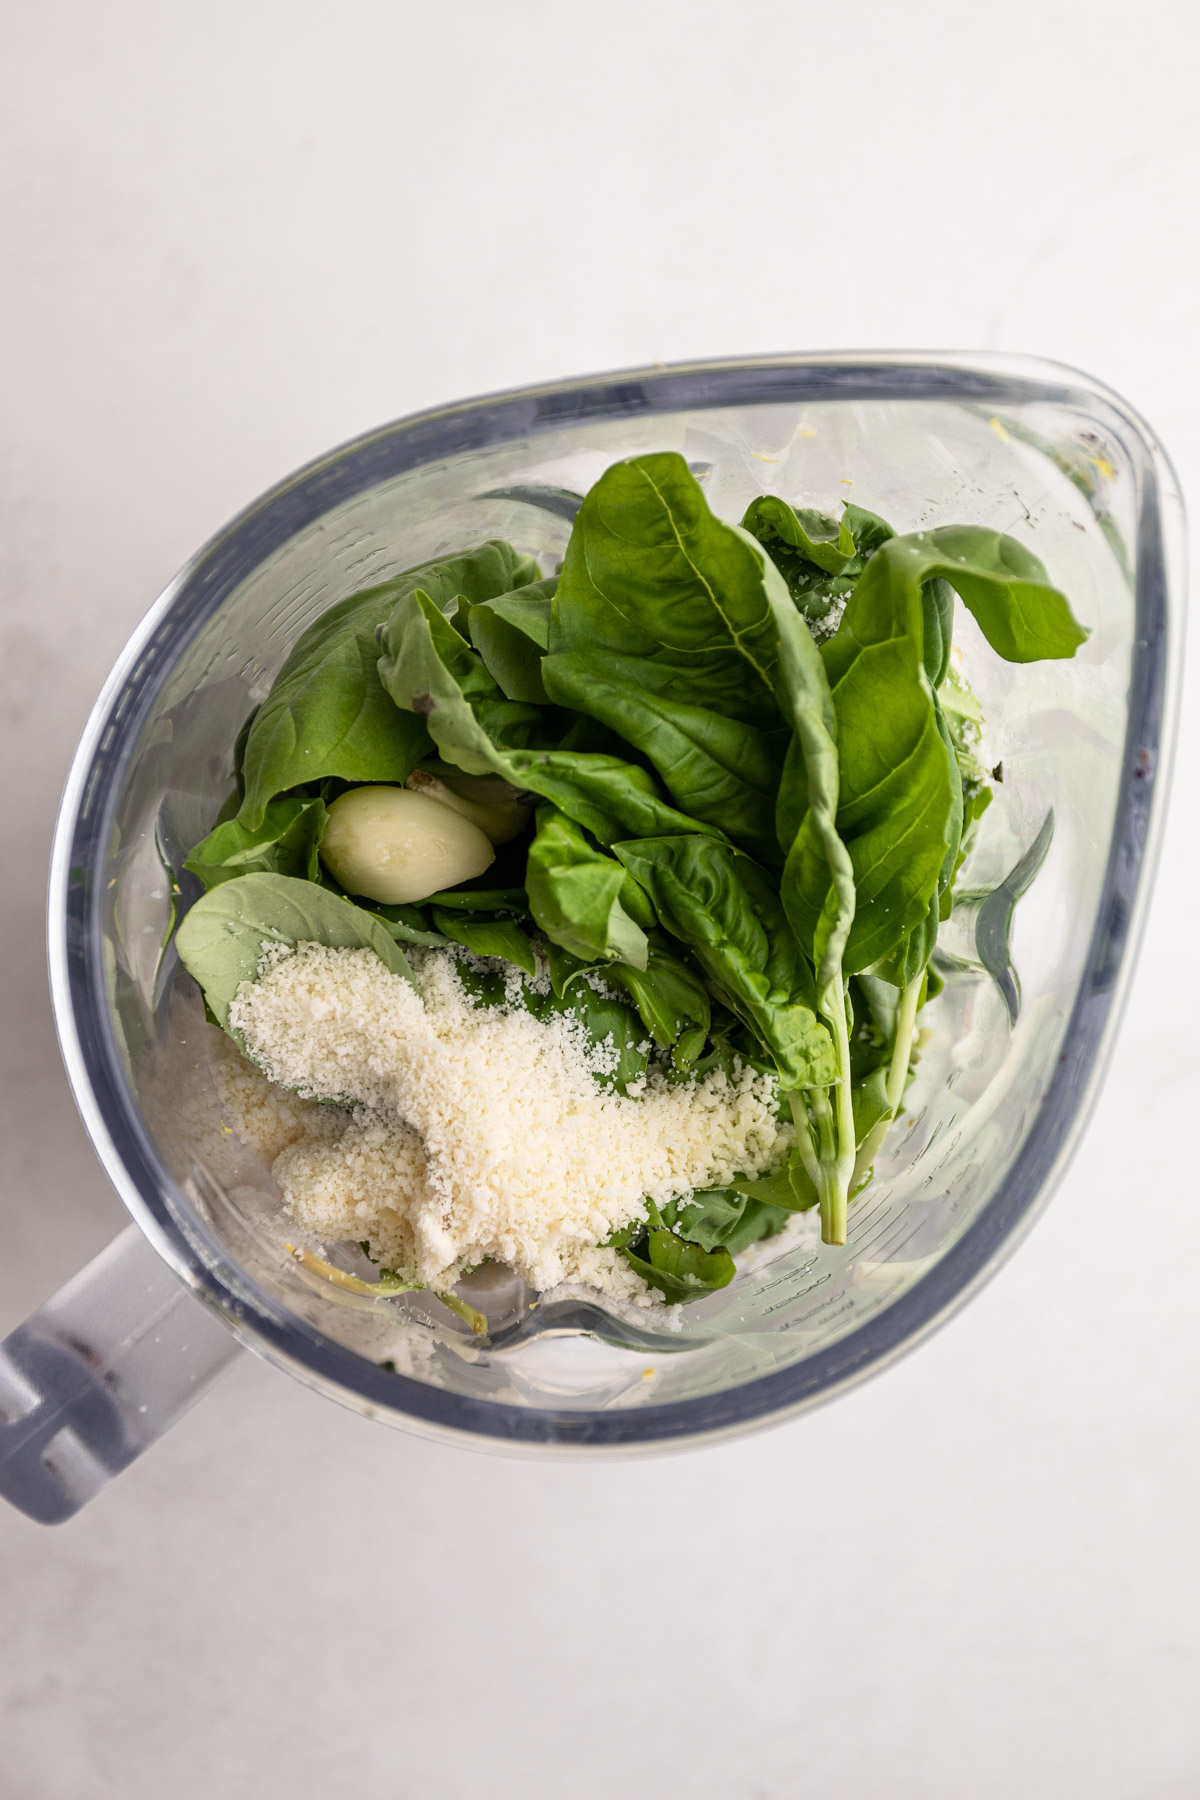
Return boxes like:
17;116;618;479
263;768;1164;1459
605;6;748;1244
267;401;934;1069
769;582;856;1002
377;587;720;844
548;451;783;723
541;650;786;864
612;836;836;1091
175;872;412;1030
545;453;853;998
238;541;533;828
184;796;327;891
525;806;651;970
784;695;952;976
782;556;955;976
901;526;1088;662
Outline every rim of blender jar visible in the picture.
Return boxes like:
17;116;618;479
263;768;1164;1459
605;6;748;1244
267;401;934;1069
47;351;1182;1453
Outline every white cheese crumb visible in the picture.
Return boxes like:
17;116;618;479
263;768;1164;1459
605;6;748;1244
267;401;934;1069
226;944;791;1303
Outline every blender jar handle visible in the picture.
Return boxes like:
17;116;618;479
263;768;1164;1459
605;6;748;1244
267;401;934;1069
0;1225;242;1524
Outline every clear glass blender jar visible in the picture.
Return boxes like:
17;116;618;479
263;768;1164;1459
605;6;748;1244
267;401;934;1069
0;352;1181;1522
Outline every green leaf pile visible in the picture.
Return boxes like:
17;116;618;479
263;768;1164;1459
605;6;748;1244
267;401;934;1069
176;452;1086;1286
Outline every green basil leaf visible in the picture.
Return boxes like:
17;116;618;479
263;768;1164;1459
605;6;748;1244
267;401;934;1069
603;944;712;1065
903;525;1089;662
732;1146;820;1211
525;806;650;970
421;886;528;912
238;541;532;829
175;872;412;1031
612;835;836;1091
464;577;555;704
429;909;537;977
783;550;957;976
184;796;327;891
544;452;854;1001
840;504;897;559
231;703;260;802
742;495;857;576
377;586;546;765
548;451;783;723
541;649;786;864
377;586;721;845
659;1189;792;1254
620;1210;736;1301
922;577;955;690
742;497;895;624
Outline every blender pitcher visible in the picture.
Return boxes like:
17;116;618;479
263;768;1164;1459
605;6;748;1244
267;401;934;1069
0;353;1181;1524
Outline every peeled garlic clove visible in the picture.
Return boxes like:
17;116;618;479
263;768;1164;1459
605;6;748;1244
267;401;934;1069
320;786;494;904
405;768;531;846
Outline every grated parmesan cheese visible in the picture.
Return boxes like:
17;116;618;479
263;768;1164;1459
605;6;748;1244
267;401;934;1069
225;944;791;1302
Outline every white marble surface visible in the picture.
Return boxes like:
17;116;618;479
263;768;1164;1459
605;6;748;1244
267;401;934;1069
2;4;1198;1794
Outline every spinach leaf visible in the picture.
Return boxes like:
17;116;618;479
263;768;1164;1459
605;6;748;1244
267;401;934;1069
238;541;531;828
377;586;722;844
175;872;412;1031
463;577;555;704
603;943;711;1067
429;908;537;977
525;806;651;971
541;649;786;863
619;1204;736;1301
184;796;327;891
612;835;836;1091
